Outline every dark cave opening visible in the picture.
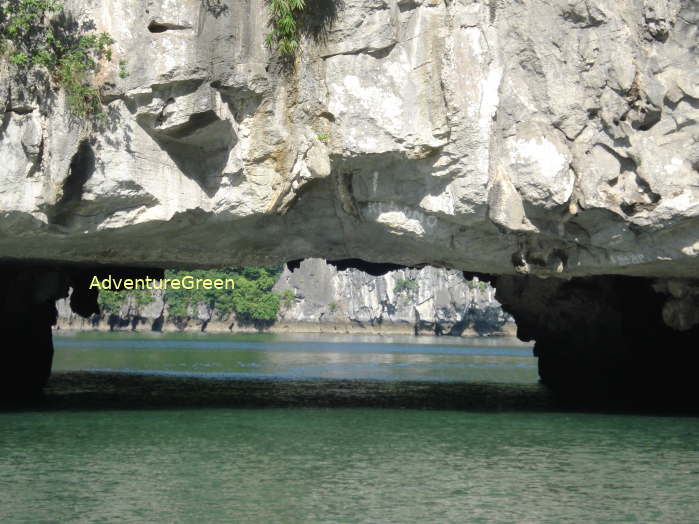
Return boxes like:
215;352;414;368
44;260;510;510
147;21;191;33
1;259;698;411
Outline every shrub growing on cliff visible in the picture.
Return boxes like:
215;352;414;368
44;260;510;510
0;0;116;116
264;0;305;57
233;281;280;322
280;288;295;308
231;268;280;322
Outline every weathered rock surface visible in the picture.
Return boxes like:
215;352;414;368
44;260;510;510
273;259;513;335
0;0;697;280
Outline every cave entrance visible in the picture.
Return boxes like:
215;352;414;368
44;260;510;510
3;259;699;410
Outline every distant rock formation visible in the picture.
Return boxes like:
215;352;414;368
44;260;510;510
55;260;514;336
272;259;514;336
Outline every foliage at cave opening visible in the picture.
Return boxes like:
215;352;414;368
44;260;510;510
0;0;116;116
164;267;283;324
97;267;285;326
264;0;305;58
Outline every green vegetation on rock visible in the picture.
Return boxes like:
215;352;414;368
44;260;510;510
164;269;234;321
0;0;117;116
164;267;283;324
97;289;127;315
96;267;285;325
98;289;154;315
264;0;305;58
280;288;295;308
231;270;280;322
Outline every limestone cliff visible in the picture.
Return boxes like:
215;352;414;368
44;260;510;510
1;0;697;281
272;259;512;335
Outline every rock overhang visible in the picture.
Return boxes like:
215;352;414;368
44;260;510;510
0;0;698;277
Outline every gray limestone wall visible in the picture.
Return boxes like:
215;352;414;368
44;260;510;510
272;259;514;336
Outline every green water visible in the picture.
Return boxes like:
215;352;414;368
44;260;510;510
1;333;698;523
1;409;698;523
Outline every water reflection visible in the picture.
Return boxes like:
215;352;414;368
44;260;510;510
53;333;537;383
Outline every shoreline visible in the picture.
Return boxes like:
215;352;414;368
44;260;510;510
53;318;519;338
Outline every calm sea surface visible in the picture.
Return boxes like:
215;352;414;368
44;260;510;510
1;333;698;523
52;332;538;383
